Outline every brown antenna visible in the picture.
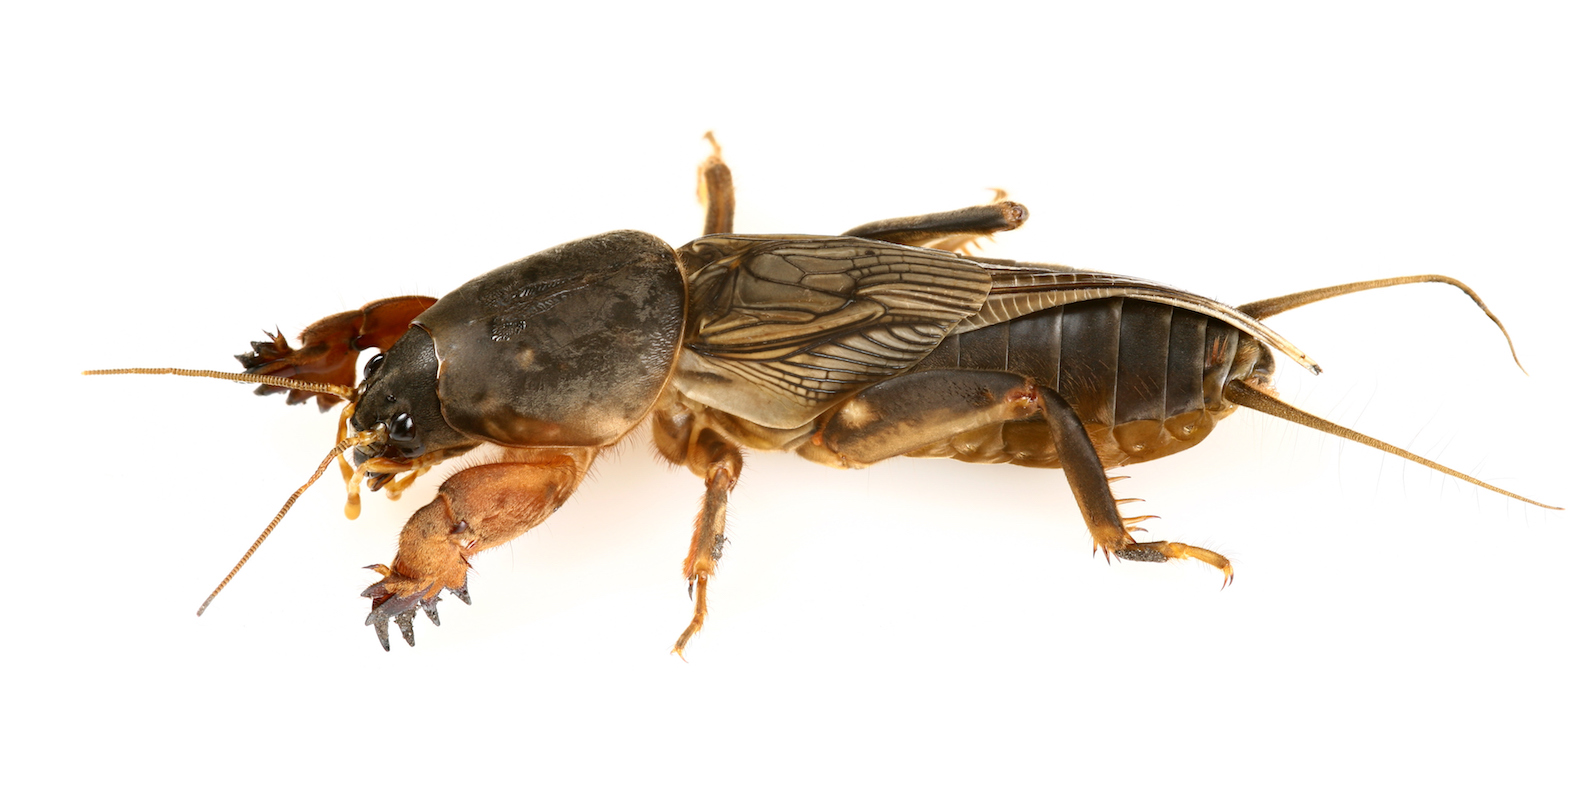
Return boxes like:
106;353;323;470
86;365;373;614
195;425;386;616
82;367;355;401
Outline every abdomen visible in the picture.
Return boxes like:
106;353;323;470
908;298;1268;468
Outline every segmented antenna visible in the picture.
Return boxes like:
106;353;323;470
83;366;373;613
195;425;386;616
81;367;355;400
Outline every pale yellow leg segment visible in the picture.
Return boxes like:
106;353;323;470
673;463;736;657
667;425;744;657
1116;540;1235;587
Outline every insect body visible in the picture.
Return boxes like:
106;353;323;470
90;139;1556;651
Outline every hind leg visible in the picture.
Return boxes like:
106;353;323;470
652;399;744;656
842;192;1028;253
808;369;1233;584
698;132;736;235
694;134;1025;252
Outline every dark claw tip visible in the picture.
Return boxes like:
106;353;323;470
396;611;416;647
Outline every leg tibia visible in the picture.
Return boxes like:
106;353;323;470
670;425;744;657
842;197;1028;253
1034;386;1135;555
1039;388;1232;583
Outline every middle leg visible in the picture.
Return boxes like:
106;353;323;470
653;400;745;655
842;193;1029;253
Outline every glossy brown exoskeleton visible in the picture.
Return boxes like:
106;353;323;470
90;137;1556;652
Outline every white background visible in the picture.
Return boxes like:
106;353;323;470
8;3;1591;797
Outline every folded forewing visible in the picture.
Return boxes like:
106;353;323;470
957;261;1320;374
675;236;994;428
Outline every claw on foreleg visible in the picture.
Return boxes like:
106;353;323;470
361;569;444;650
395;611;417;647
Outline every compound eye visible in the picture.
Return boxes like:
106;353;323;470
388;412;416;443
363;353;386;382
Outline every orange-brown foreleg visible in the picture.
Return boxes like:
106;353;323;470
238;295;436;410
362;448;595;650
